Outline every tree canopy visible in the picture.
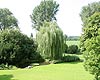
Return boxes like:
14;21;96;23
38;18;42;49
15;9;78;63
30;0;59;30
0;8;18;30
80;2;100;79
36;21;64;60
0;29;43;68
80;1;100;52
80;1;100;25
81;12;100;80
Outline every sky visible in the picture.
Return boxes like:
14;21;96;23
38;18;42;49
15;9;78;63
0;0;100;37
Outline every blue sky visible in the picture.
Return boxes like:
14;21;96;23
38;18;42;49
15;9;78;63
0;0;99;37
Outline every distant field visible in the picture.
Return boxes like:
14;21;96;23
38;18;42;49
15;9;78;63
0;62;94;80
66;41;80;46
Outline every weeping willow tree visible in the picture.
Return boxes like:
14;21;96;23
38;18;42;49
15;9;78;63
36;22;64;60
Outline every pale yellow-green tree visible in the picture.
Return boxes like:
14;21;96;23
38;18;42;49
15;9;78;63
36;22;64;60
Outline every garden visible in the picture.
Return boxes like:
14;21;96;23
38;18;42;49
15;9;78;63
0;0;100;80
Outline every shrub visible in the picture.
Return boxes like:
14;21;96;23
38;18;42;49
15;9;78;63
67;45;79;54
62;55;80;62
0;29;44;68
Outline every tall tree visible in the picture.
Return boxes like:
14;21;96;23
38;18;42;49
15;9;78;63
36;22;64;60
81;12;100;80
80;1;100;24
80;2;100;79
0;8;18;30
30;0;59;30
80;1;100;52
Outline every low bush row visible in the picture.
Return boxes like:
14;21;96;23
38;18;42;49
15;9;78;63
64;44;80;54
62;55;80;62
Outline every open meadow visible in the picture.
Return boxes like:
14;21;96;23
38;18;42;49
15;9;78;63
66;41;80;46
0;62;93;80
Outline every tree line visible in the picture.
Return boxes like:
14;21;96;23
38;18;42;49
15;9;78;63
67;36;80;41
0;0;65;68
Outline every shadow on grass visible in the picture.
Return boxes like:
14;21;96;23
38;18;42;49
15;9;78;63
0;75;17;80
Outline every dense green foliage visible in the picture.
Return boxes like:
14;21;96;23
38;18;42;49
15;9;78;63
64;41;80;54
0;29;43;68
81;12;100;80
80;1;100;24
36;22;64;60
80;2;100;79
80;1;100;52
67;45;79;54
30;0;59;30
0;8;18;30
62;55;80;62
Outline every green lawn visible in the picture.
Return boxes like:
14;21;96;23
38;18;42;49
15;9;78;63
66;41;80;46
0;62;94;80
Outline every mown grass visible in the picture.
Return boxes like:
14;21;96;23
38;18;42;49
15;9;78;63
0;41;92;80
0;62;94;80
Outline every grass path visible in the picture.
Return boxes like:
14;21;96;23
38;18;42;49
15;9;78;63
0;62;94;80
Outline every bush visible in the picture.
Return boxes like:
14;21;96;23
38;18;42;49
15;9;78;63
62;55;80;62
0;29;44;68
67;45;79;54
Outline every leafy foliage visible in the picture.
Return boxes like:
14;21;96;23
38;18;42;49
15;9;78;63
81;12;100;80
80;1;100;24
36;22;64;60
0;8;18;30
62;55;80;62
67;45;79;54
30;0;59;30
80;1;100;53
0;29;43;68
80;2;100;79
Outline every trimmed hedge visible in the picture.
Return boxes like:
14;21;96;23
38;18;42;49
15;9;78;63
62;55;80;62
